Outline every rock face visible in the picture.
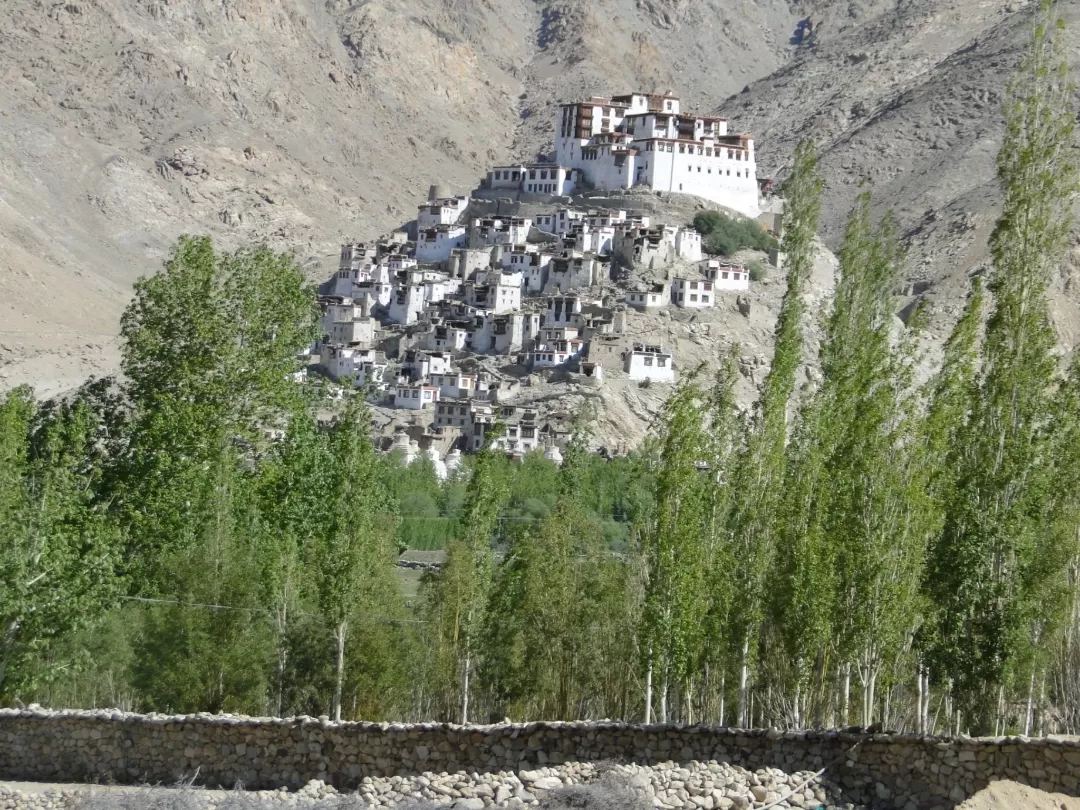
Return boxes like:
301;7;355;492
2;708;1080;810
720;0;1080;348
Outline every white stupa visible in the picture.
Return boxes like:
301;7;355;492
445;448;464;475
426;446;448;480
544;444;564;466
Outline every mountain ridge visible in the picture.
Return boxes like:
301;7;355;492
1;0;1077;402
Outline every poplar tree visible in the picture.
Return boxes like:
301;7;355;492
315;398;400;721
698;352;741;724
727;140;822;725
427;433;509;723
640;378;710;723
257;408;333;715
927;0;1078;726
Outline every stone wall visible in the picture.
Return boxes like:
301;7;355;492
2;708;1078;810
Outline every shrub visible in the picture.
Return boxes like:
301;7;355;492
692;211;777;257
748;260;766;282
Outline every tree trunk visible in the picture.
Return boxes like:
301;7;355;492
1037;670;1047;736
738;636;750;727
660;664;669;723
793;679;802;730
1024;670;1035;736
645;655;653;724
460;649;472;725
275;603;288;718
332;619;347;722
838;665;846;730
718;671;726;726
882;683;891;731
916;668;925;734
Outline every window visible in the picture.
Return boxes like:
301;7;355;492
690;294;698;302
540;170;547;179
411;391;419;398
657;357;667;367
665;101;672;110
529;169;536;179
690;281;698;290
644;356;653;366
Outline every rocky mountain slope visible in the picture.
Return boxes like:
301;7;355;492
1;0;1077;401
720;0;1080;343
0;0;802;395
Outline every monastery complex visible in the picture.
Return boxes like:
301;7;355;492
488;92;760;217
316;91;777;468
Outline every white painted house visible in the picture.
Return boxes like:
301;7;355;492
394;383;440;410
534;208;584;236
553;92;760;217
671;277;716;308
417;195;470;229
388;284;426;325
422;323;470;353
416;225;467;263
675;229;703;262
626;284;668;310
468;217;533;249
626;344;675;382
322;298;377;345
529;337;585;368
429;372;477;400
702;259;750;291
544;295;584;328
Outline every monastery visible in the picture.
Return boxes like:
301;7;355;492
314;91;772;465
486;92;761;217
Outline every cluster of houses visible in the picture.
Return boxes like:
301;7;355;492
316;91;764;459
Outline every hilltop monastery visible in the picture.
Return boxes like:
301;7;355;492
316;92;771;468
487;92;760;217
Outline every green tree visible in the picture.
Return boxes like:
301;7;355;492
0;388;121;698
116;236;318;591
727;140;822;725
926;0;1078;728
426;431;509;723
314;398;400;721
640;377;710;722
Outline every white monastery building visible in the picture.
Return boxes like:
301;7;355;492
417;195;470;229
486;164;582;196
703;259;751;291
553;92;759;217
671;277;716;308
417;225;467;263
626;344;675;383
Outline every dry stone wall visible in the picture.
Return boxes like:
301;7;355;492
2;708;1079;810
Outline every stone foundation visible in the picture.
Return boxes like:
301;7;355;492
2;708;1078;810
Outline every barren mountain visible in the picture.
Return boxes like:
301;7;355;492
720;0;1080;344
1;0;1078;400
0;0;802;395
